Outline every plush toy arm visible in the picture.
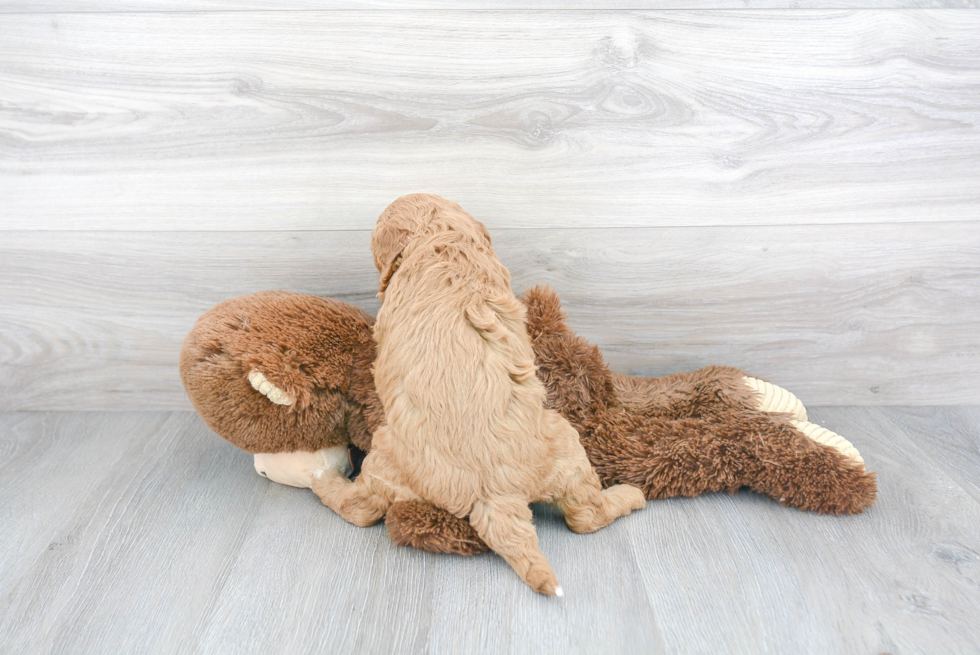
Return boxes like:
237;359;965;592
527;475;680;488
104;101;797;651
606;366;876;514
385;501;490;556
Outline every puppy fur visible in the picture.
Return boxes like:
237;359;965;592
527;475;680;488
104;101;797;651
181;288;877;557
311;194;646;594
387;286;877;554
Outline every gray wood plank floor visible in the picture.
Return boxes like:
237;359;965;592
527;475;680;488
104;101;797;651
1;408;978;654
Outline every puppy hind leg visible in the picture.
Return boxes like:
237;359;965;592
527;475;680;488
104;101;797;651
469;497;562;596
554;452;646;534
542;413;646;533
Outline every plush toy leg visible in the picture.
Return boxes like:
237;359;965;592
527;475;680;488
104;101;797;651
586;411;876;514
253;445;351;489
742;377;807;421
385;501;490;555
743;377;865;467
742;419;877;514
788;420;864;467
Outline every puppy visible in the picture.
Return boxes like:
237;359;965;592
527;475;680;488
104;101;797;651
313;194;646;595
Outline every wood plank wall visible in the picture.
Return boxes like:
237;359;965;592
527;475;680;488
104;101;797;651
1;6;978;409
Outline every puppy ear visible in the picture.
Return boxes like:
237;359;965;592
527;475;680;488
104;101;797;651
372;218;410;294
477;220;493;246
378;252;403;294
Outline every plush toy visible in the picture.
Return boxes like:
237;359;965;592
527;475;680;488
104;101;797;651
180;286;876;556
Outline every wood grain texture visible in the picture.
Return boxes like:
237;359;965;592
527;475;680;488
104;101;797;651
1;222;977;410
1;10;979;230
628;405;980;654
871;405;980;504
0;412;265;654
1;408;978;654
2;1;979;11
193;481;663;654
0;412;157;595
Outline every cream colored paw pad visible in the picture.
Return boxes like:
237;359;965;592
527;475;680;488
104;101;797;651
743;377;807;421
248;370;294;406
790;419;865;467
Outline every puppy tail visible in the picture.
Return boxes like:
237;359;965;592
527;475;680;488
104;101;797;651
465;300;536;383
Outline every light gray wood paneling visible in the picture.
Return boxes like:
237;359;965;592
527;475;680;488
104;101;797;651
1;408;979;653
1;222;977;410
2;1;979;11
2;11;978;230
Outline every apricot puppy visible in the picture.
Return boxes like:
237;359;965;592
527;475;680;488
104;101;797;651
313;194;646;595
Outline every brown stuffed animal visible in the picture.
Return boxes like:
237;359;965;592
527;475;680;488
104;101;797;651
180;287;876;557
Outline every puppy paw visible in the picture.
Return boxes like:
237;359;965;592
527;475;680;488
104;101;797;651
248;370;294;406
606;484;647;513
310;466;349;509
624;484;648;511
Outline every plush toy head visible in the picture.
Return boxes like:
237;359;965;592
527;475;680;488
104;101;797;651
179;290;382;454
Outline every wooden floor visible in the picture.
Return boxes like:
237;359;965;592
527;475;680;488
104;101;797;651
1;407;978;654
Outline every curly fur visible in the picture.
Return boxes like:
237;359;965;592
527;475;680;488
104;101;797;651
180;225;878;564
383;286;877;555
311;194;646;595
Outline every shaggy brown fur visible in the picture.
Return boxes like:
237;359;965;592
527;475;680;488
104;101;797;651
524;287;877;514
384;286;877;554
385;499;489;556
311;194;645;595
179;291;382;454
180;282;877;561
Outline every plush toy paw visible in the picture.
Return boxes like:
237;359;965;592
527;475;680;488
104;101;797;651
742;376;807;421
248;370;294;406
743;376;865;467
789;419;865;467
253;444;352;489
